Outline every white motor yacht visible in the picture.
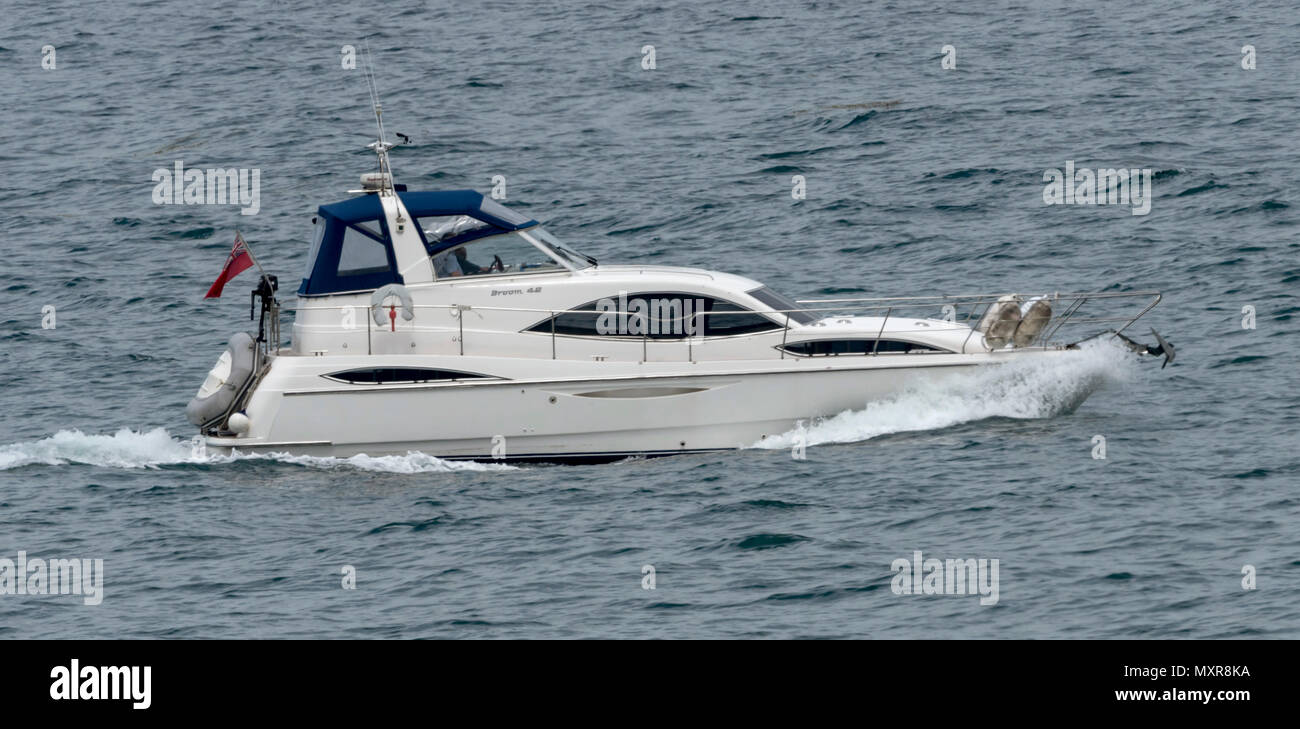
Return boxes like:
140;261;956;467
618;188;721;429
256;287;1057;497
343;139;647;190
186;125;1173;463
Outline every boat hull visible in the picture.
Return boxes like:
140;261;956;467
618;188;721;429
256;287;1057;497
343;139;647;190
203;349;1081;462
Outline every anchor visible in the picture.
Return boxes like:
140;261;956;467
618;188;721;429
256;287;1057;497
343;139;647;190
1113;328;1176;369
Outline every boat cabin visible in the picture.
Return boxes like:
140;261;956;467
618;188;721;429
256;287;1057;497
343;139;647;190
298;189;591;297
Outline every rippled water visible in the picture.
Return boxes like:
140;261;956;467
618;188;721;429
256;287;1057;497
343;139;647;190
2;0;1297;638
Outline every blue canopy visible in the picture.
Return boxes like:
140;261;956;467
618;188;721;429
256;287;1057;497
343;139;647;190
298;190;538;296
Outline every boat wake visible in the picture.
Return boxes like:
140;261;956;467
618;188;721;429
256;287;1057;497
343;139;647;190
752;337;1140;450
0;428;515;473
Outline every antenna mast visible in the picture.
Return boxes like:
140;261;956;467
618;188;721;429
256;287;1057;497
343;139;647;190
363;44;397;198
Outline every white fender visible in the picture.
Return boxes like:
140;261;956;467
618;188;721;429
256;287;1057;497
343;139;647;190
976;294;1021;349
186;332;257;426
1012;296;1053;347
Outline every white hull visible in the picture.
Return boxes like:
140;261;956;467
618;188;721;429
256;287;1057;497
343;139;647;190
204;349;1073;461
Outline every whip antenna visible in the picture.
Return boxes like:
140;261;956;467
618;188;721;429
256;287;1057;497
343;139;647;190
361;42;401;204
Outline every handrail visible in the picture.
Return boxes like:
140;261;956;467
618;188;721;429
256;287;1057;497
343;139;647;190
795;290;1161;304
283;291;1160;319
780;313;790;360
286;300;1158;330
1040;296;1086;344
872;307;891;355
279;290;1163;361
1114;292;1161;337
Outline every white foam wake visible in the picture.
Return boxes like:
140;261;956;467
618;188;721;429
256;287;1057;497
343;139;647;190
0;427;514;473
752;338;1139;449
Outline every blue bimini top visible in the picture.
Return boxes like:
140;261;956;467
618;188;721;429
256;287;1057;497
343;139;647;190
298;190;537;296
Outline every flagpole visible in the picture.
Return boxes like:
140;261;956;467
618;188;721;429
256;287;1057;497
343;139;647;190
236;230;281;351
236;230;274;290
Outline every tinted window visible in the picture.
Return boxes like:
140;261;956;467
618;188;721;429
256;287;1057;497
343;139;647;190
705;299;781;336
781;339;947;356
325;368;491;384
747;286;818;326
527;293;779;338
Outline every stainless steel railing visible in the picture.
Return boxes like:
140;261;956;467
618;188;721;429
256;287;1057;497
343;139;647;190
277;289;1162;361
794;290;1162;350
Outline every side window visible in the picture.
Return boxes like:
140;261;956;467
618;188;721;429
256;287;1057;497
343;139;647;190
783;340;871;356
527;294;779;338
781;339;948;356
302;217;327;279
337;225;391;277
705;299;781;336
534;301;603;336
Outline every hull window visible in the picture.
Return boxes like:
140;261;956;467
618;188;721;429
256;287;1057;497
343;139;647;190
780;339;949;356
323;368;495;385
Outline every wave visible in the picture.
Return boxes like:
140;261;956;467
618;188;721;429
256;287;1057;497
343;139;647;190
751;338;1139;449
0;427;513;473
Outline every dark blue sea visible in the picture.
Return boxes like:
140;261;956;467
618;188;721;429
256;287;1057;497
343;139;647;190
2;0;1297;638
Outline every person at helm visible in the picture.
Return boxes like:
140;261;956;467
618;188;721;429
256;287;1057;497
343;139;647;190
433;246;484;277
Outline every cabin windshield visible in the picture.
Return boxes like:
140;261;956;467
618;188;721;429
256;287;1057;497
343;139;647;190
525;227;595;270
431;231;565;279
748;286;818;325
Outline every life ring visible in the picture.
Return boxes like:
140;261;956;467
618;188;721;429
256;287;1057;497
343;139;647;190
186;332;257;426
370;284;415;328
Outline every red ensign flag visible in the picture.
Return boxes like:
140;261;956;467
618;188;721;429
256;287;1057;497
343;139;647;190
205;233;255;299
